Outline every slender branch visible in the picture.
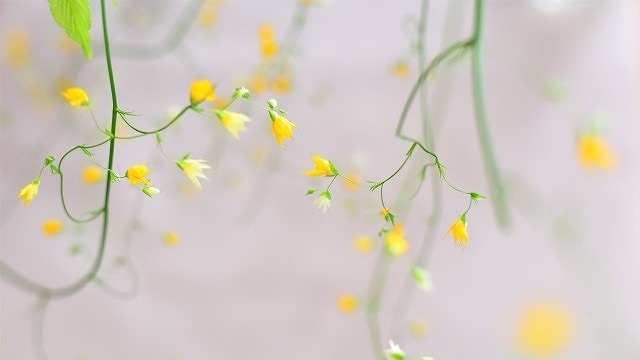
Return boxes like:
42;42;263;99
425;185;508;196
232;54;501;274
0;0;119;300
470;0;510;227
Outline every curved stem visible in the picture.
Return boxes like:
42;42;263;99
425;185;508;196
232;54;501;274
119;104;192;135
470;0;509;227
0;0;118;300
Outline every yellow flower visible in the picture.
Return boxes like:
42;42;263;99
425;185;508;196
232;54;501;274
410;319;429;338
215;110;251;139
353;235;374;253
61;87;90;107
249;75;268;95
303;155;338;177
446;216;469;248
126;164;151;186
261;40;279;59
336;294;359;313
17;178;40;207
385;223;409;256
164;231;181;247
272;75;292;94
42;218;63;236
391;61;410;78
6;27;30;69
270;112;297;147
578;134;617;169
176;155;211;188
82;165;103;184
258;25;276;41
342;172;361;191
517;303;573;356
190;79;216;104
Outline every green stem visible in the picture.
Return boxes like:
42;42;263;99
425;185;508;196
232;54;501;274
0;0;118;300
119;104;192;135
366;251;392;360
470;0;509;227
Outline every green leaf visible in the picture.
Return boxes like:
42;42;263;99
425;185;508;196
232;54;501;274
155;132;163;145
48;0;93;59
80;146;93;157
470;192;486;201
103;129;115;139
306;188;316;195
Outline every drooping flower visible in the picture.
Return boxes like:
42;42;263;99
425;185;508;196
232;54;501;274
446;215;469;248
314;191;331;214
578;134;617;169
176;154;211;188
164;231;181;247
82;165;103;184
62;87;90;107
17;178;40;206
336;294;359;313
517;303;573;356
303;155;339;177
126;164;151;186
385;223;409;256
141;184;160;197
190;79;216;104
270;111;297;146
42;218;63;236
386;340;406;360
215;110;251;139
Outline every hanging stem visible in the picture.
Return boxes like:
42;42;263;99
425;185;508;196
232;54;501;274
470;0;509;227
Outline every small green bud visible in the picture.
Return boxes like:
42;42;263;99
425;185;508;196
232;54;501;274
142;185;160;197
470;192;486;201
233;87;251;99
306;188;316;195
44;156;55;166
267;99;278;109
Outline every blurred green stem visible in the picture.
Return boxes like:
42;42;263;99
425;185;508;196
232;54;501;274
470;0;509;227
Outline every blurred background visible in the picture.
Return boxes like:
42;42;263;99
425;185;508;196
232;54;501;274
1;0;639;359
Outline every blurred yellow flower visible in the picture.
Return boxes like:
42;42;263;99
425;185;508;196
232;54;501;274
17;179;40;207
259;25;276;41
272;75;292;93
164;231;181;247
385;223;409;256
392;61;410;78
270;112;297;147
215;110;251;139
42;218;63;236
517;304;573;356
336;294;359;313
578;134;617;169
176;155;211;188
303;155;338;177
249;75;268;95
6;27;30;69
446;216;469;248
82;165;103;184
353;235;374;253
190;79;216;103
126;164;151;186
410;319;429;338
261;40;279;59
342;172;361;191
61;87;90;107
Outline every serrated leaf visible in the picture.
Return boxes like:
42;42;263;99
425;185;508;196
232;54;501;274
48;0;93;59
